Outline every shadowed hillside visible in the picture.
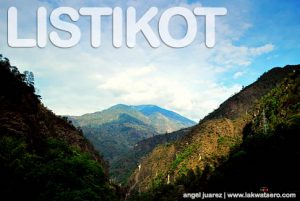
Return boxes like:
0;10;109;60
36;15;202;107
0;55;120;201
127;65;300;200
204;66;298;120
206;69;300;192
68;104;195;183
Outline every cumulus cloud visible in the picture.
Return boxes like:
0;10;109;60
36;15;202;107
0;0;275;121
97;65;242;120
210;42;275;67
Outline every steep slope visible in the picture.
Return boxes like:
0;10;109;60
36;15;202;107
207;71;300;192
204;66;298;120
138;68;300;200
111;127;193;184
0;56;120;201
69;104;195;183
82;113;157;162
128;65;300;196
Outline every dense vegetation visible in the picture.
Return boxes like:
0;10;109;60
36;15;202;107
0;55;120;201
0;135;119;201
69;104;195;184
208;70;300;192
128;66;300;200
2;54;299;200
112;127;191;184
204;66;299;120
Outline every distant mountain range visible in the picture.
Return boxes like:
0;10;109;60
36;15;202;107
70;104;195;133
68;104;196;182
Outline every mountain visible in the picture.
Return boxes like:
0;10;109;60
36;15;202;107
111;127;194;184
204;66;299;120
126;65;300;200
70;104;195;133
133;105;195;130
68;104;196;183
0;56;120;201
206;71;300;192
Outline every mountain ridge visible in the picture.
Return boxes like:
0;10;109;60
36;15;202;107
127;64;300;197
70;104;195;133
133;104;195;125
67;103;196;183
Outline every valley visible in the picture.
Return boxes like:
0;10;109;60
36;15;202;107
1;54;299;201
68;104;196;183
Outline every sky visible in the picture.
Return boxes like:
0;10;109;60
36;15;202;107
0;0;299;121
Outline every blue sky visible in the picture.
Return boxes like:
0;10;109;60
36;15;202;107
0;0;299;121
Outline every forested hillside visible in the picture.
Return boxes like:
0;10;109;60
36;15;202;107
127;65;300;200
69;104;195;183
2;54;298;201
111;127;193;184
0;55;120;201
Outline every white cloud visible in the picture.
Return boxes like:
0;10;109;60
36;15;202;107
0;0;275;121
249;44;275;56
233;71;245;79
97;65;242;120
210;41;274;68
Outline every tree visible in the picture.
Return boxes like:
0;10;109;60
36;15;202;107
24;71;35;87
